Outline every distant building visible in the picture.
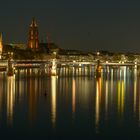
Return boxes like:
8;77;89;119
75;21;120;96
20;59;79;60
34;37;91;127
8;43;26;50
39;43;49;53
0;33;3;59
58;49;91;61
49;42;60;54
38;42;61;54
28;18;39;50
3;43;26;52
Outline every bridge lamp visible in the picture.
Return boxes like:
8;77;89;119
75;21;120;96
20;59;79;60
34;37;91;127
97;52;100;56
135;61;137;65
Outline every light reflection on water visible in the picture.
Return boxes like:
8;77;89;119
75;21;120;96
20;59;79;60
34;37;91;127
0;67;140;138
72;78;76;120
105;75;109;120
7;76;15;125
51;76;57;128
95;76;101;133
134;69;137;114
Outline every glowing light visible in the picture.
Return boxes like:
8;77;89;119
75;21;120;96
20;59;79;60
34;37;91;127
79;63;82;67
121;81;124;114
51;59;57;76
118;80;121;113
134;69;137;113
72;78;76;119
51;76;57;128
105;78;108;118
118;69;125;116
110;69;114;102
53;52;57;55
7;76;15;125
97;52;100;56
95;77;101;133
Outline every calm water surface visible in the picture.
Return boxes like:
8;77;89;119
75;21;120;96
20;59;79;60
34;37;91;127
0;67;140;139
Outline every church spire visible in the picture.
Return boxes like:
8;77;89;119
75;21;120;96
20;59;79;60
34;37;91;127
28;18;39;49
30;17;37;27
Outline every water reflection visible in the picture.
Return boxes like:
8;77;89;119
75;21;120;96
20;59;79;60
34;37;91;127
105;74;109;120
7;76;15;125
27;71;38;124
0;73;4;114
1;66;140;138
51;76;57;128
117;67;126;117
134;68;137;114
72;78;76;120
133;68;140;124
110;69;114;104
95;76;101;133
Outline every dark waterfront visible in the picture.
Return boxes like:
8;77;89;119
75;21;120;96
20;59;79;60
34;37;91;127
0;67;140;139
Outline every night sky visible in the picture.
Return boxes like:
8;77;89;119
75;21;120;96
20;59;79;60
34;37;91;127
0;0;140;52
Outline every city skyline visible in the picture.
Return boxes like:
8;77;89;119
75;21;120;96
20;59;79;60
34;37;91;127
1;0;140;52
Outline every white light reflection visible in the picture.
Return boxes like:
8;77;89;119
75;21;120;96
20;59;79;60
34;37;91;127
110;69;113;101
105;75;109;120
118;67;126;117
51;76;57;128
7;76;15;125
134;68;137;114
51;59;57;76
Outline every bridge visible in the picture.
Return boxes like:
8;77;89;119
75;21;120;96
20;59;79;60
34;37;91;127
0;59;138;76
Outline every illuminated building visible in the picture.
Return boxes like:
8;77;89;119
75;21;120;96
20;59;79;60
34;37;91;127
9;43;26;50
28;18;39;50
0;33;3;59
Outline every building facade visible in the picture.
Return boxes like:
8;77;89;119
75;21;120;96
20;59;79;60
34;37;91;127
28;18;39;50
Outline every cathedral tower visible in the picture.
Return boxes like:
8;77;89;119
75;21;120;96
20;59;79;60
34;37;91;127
28;18;39;49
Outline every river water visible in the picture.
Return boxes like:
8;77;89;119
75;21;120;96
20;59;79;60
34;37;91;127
0;67;140;139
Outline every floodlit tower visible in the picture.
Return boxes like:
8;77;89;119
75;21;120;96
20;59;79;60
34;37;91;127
0;33;3;59
28;18;39;50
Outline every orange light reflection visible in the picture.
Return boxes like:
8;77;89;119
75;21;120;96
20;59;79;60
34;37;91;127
7;76;15;125
51;76;57;128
